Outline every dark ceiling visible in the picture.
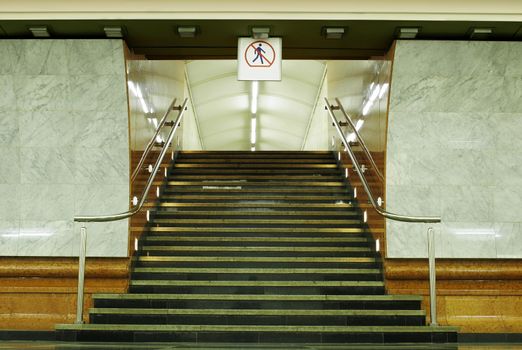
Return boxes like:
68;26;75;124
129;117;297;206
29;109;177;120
1;19;521;59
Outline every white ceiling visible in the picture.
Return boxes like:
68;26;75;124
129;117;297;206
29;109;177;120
185;60;326;150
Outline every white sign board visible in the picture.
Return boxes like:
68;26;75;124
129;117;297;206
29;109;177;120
237;37;282;81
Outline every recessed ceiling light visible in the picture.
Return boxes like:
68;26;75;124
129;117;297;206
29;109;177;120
104;26;124;38
323;27;345;40
177;26;198;38
28;26;50;38
397;27;419;39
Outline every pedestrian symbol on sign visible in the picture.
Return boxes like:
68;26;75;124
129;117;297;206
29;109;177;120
245;40;275;68
252;43;266;64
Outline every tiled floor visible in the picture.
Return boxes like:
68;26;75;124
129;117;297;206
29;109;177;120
0;342;522;350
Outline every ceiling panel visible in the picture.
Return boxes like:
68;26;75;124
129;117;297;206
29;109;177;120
186;59;325;150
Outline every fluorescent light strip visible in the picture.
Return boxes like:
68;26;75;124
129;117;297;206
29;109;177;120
251;81;259;114
251;118;257;144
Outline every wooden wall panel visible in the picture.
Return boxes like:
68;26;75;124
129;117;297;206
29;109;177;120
0;257;129;330
385;259;522;333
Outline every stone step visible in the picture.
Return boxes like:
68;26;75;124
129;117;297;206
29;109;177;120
92;293;423;311
148;210;360;218
88;308;425;326
131;267;382;282
128;279;385;295
55;324;458;343
133;256;379;269
149;218;363;226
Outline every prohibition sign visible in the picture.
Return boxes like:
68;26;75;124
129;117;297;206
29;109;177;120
245;40;276;68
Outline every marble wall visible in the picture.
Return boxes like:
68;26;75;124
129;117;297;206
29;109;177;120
0;40;130;257
386;40;522;258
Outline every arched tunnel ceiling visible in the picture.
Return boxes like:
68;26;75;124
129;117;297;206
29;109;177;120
186;60;326;150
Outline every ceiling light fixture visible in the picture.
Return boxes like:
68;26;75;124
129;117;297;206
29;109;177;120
177;26;198;38
104;26;124;38
397;27;419;39
323;27;345;40
28;26;50;38
251;27;270;39
470;28;493;40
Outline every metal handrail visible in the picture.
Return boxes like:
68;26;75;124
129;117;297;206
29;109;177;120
325;98;439;224
130;97;178;182
333;98;384;182
73;98;187;324
325;97;440;327
74;98;188;223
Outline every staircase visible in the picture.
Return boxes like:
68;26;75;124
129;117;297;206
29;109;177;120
56;151;457;344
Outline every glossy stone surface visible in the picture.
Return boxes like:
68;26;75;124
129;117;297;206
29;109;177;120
386;41;522;258
0;39;129;257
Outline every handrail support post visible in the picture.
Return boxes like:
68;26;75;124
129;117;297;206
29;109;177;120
75;226;87;324
428;227;438;326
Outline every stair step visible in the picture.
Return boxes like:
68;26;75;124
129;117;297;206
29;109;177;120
152;202;357;209
56;324;454;333
89;308;425;326
134;256;379;269
149;218;363;225
158;195;353;202
129;280;384;287
131;267;381;282
137;227;376;234
92;293;422;311
90;308;424;317
173;164;338;169
176;158;336;164
165;175;342;180
140;246;371;252
179;150;333;159
164;181;345;187
132;267;380;274
170;169;341;174
149;210;359;217
93;293;422;302
56;324;458;344
161;188;348;193
141;236;368;243
137;241;369;248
